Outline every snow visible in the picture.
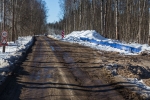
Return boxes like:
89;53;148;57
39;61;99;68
0;36;33;83
104;63;150;98
65;30;106;40
49;30;150;55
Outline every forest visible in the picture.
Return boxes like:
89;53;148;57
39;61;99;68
0;0;47;42
48;0;150;45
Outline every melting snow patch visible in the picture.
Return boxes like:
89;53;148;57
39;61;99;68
0;36;33;79
104;63;150;98
125;78;150;98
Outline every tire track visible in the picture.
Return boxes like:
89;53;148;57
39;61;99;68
46;37;124;100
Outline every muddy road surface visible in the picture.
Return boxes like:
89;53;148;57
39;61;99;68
0;36;149;100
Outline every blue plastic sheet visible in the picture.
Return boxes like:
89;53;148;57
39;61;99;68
80;37;141;53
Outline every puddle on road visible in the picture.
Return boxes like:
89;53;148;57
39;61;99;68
63;53;74;64
35;73;53;80
50;46;55;51
36;75;40;80
35;71;41;80
46;74;52;78
44;68;48;72
33;67;54;80
44;68;53;78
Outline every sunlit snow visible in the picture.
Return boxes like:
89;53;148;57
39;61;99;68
0;36;33;74
49;30;150;55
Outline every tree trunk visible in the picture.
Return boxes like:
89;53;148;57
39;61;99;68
148;1;150;45
79;1;82;30
2;0;5;52
1;1;2;31
12;0;15;42
138;0;145;43
115;0;118;40
126;0;130;41
103;1;106;37
73;0;76;30
100;0;103;35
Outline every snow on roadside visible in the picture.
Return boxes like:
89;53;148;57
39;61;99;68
104;63;150;98
48;30;150;55
0;36;33;83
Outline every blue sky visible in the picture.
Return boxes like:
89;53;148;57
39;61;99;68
44;0;61;23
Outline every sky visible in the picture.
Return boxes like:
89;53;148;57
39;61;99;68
44;0;61;23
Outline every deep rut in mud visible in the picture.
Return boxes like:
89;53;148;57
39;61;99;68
1;36;150;100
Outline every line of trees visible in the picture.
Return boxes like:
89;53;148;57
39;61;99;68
55;0;150;44
47;22;62;35
0;0;47;42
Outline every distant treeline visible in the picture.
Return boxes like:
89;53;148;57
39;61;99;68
50;0;150;44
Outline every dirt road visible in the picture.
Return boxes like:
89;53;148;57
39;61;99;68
0;36;149;100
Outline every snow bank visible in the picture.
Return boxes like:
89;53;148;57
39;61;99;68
49;30;150;55
0;36;33;83
65;30;106;40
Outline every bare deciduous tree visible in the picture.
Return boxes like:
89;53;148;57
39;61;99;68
50;0;150;45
